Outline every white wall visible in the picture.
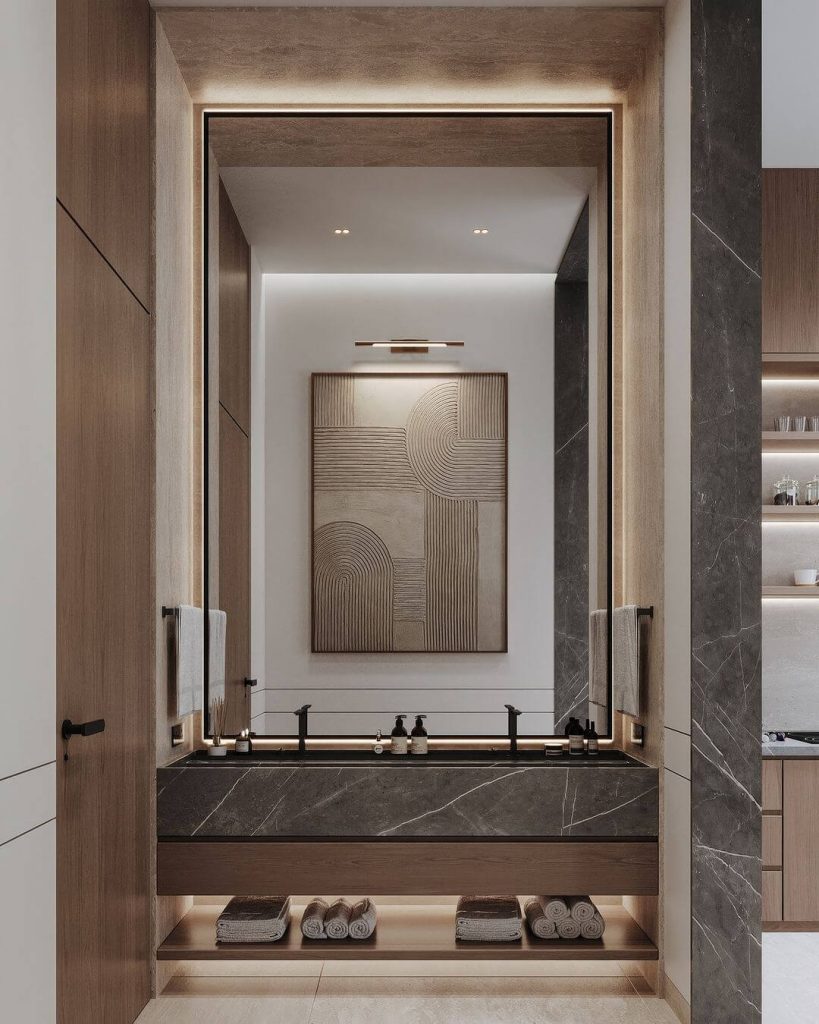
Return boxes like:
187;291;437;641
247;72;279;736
0;2;56;1021
259;274;555;737
663;0;692;1012
763;0;819;167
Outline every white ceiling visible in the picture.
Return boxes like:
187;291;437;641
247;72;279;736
220;166;594;274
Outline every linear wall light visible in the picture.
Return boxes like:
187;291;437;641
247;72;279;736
355;339;465;355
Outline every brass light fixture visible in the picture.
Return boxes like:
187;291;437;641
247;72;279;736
355;339;465;355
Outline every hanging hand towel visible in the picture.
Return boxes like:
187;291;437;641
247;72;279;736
208;608;227;703
588;609;609;712
175;605;204;717
613;604;640;717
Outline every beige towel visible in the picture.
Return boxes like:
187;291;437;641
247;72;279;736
300;898;328;940
455;896;522;942
208;609;227;703
524;898;558;939
325;899;352;939
567;896;596;924
176;605;204;717
580;912;606;940
613;604;640;717
557;917;582;940
589;609;608;710
349;898;377;940
216;896;290;943
542;896;570;922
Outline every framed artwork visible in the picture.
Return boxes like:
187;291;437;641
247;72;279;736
311;372;507;653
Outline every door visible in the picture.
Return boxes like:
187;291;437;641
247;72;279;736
56;208;153;1022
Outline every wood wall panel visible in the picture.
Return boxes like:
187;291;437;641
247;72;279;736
57;208;152;1023
762;760;783;812
783;761;819;921
763;871;783;923
158;840;659;897
57;0;151;307
763;170;819;353
219;407;251;736
762;815;782;869
218;181;250;434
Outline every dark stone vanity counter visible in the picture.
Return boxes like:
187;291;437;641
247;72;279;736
157;750;658;839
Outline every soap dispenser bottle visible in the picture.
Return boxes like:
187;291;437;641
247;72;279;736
586;721;599;756
410;715;428;755
391;715;409;755
567;717;585;756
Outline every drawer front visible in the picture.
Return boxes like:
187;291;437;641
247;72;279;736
158;840;659;897
762;760;783;812
763;870;783;922
763;815;783;868
784;761;819;922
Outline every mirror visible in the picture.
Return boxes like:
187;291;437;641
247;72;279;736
204;113;612;741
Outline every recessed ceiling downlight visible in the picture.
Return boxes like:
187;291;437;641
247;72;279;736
333;227;351;235
472;227;489;235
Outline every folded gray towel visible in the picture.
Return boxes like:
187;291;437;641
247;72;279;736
567;896;596;924
301;898;329;940
524;898;557;940
349;898;377;940
216;896;290;943
580;911;606;940
456;896;521;942
542;896;570;922
325;899;352;939
556;917;582;940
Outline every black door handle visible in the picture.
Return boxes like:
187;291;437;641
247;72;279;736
62;718;105;743
244;678;257;689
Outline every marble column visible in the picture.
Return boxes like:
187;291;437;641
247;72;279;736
553;202;590;733
691;3;761;1022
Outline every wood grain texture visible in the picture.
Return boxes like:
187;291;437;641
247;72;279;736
763;815;783;868
208;115;608;168
783;761;819;921
57;208;153;1023
57;0;152;307
158;902;657;961
763;870;783;923
763;170;819;353
218;181;250;433
218;407;250;737
762;759;783;812
157;840;659;897
157;7;660;104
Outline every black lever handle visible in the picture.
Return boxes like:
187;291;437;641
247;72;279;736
244;678;258;688
62;718;105;741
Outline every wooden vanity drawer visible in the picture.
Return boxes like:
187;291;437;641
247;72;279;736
763;871;783;922
762;760;783;812
158;839;659;897
763;815;783;868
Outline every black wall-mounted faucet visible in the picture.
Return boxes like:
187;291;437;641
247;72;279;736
293;703;312;753
504;704;522;755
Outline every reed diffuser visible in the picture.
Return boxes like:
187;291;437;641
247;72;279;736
208;696;228;757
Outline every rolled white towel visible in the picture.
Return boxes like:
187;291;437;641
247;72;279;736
325;899;352;939
580;911;606;940
524;898;558;939
556;917;582;940
542;896;570;922
301;898;328;940
349;898;377;940
567;896;596;924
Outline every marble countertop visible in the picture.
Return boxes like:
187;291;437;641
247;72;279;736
762;738;819;758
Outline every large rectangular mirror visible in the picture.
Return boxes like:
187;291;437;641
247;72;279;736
204;113;612;741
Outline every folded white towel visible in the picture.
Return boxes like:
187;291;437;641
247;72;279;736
325;899;352;940
567;896;596;924
208;608;227;703
176;605;204;717
349;898;377;940
580;912;606;940
613;604;640;716
301;898;328;940
542;896;570;923
524;898;558;940
557;917;582;940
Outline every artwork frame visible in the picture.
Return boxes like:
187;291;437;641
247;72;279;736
310;372;508;654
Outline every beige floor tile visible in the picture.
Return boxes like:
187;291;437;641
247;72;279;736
322;958;624;978
135;976;318;1024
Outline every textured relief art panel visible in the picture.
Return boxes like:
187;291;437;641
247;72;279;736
312;373;507;653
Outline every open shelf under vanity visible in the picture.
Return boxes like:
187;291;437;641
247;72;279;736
158;902;658;962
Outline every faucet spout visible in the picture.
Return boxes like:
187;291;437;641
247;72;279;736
504;703;522;755
293;703;312;753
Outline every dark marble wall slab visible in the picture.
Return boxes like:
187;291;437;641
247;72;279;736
554;202;591;733
157;760;658;839
691;3;761;1022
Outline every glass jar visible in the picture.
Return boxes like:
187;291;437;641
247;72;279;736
806;477;819;506
774;475;799;506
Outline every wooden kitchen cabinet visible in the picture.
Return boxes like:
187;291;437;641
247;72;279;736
783;760;819;923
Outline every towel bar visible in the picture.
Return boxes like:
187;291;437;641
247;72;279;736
636;606;654;619
162;605;179;618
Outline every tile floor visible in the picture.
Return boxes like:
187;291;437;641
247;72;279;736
136;962;681;1024
762;933;819;1023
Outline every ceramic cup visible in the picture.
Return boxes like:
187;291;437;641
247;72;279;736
775;416;791;432
794;568;819;586
794;416;808;432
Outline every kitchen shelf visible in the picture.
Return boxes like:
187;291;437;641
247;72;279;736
763;506;819;522
763;586;819;599
763;352;819;379
762;432;819;452
157;903;658;962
